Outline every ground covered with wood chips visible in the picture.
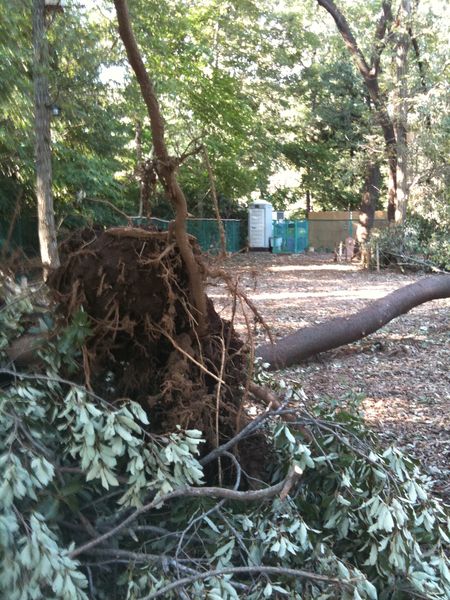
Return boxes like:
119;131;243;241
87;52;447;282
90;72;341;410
209;252;450;499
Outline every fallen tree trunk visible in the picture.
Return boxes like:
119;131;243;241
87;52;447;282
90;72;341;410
255;274;450;370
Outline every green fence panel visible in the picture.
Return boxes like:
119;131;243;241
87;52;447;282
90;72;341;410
0;216;39;256
149;217;241;253
272;220;309;254
0;216;243;257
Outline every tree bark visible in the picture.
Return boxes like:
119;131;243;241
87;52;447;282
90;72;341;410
203;146;227;259
32;0;60;273
135;119;144;217
255;274;450;369
394;0;411;223
134;120;154;219
357;161;381;243
114;0;207;334
316;0;398;222
306;189;311;216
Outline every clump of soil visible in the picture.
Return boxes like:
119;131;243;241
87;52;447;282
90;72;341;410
48;227;247;460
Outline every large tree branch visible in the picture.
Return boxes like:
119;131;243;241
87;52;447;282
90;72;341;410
256;274;450;369
317;0;371;78
113;0;207;334
374;1;393;44
316;0;391;106
372;1;395;74
113;0;167;161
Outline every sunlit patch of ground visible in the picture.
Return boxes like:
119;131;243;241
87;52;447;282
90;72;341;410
268;263;360;273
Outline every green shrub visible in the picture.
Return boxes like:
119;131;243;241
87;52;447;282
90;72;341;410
369;217;450;271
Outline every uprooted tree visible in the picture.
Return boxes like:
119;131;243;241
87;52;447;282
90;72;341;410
1;1;449;598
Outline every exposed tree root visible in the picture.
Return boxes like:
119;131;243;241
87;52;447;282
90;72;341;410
47;227;269;485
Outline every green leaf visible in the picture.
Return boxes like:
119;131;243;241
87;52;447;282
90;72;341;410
213;539;234;559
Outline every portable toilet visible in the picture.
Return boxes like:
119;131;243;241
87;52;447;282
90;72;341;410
248;200;273;250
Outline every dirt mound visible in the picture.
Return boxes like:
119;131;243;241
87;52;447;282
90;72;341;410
49;227;248;458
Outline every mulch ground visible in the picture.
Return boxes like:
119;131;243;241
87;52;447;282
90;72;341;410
209;252;450;499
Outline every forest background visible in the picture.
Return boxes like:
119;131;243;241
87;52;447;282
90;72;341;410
1;0;449;258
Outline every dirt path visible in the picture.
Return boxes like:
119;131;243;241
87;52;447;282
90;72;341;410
209;252;450;499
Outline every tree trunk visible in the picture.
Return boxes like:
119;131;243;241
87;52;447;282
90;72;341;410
203;146;227;259
357;162;380;243
394;0;411;223
140;161;156;220
408;25;431;130
255;274;450;369
134;120;154;219
316;0;399;223
135;119;144;217
377;112;397;223
32;0;60;273
306;189;311;216
114;0;207;334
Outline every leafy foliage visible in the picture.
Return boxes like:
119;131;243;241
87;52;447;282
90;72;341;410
280;53;368;211
1;0;449;235
0;0;134;232
369;218;450;272
0;283;449;599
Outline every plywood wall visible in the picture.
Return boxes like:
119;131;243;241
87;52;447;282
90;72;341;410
308;211;388;251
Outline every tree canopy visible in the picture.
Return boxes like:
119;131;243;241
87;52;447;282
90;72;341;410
0;0;448;234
